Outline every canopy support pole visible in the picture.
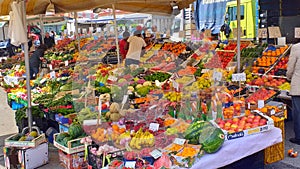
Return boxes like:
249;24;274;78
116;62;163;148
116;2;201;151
22;0;32;132
112;4;120;65
39;14;45;44
237;0;241;73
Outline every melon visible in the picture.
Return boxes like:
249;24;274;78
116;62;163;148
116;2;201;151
198;126;225;153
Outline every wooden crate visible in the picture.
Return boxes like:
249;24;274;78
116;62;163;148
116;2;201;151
264;120;285;164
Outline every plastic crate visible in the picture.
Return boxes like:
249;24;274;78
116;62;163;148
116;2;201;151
87;144;125;169
264;120;285;164
58;150;87;169
54;133;87;154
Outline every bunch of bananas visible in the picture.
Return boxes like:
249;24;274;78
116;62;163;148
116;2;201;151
129;128;154;149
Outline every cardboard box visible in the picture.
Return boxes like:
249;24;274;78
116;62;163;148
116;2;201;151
58;150;86;169
210;111;274;141
5;133;46;148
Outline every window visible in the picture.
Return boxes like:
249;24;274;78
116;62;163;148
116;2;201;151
228;5;245;21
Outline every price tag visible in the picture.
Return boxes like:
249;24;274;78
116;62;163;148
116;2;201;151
50;71;56;79
125;161;136;168
213;71;222;81
232;73;246;82
89;27;94;34
149;105;157;110
174;138;186;145
258;100;264;109
201;69;210;73
172;81;179;90
149;123;159;132
268;27;281;38
49;64;53;70
248;102;251;110
150;149;162;159
258;28;267;38
64;60;69;66
270;109;275;115
108;75;118;82
40;78;47;84
295;28;300;38
122;95;128;104
96;27;101;33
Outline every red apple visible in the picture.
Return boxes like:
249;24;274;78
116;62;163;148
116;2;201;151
253;118;260;123
248;114;255;119
232;118;239;123
245;123;252;127
227;129;236;134
231;124;238;129
254;116;261;120
259;119;267;125
240;117;247;121
219;123;224;128
246;118;253;123
244;126;251;130
225;122;231;128
251;123;259;128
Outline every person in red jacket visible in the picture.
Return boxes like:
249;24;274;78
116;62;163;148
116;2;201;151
119;31;130;61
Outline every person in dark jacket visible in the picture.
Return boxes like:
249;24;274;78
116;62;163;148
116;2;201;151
29;44;47;79
44;32;55;49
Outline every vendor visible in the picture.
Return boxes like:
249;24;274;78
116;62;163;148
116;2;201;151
287;42;300;145
119;31;130;61
125;30;147;66
29;44;47;79
44;32;55;49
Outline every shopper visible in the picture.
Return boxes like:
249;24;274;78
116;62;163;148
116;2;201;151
29;44;47;79
44;32;55;49
287;42;300;145
119;31;130;61
125;30;147;66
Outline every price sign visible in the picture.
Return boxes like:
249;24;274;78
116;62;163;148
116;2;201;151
96;27;101;33
64;60;69;66
107;75;118;82
248;102;251;109
149;123;160;132
150;149;162;159
268;27;281;38
258;28;268;38
89;27;94;34
213;71;222;81
201;69;210;73
258;100;264;109
77;28;81;34
270;109;275;115
174;138;186;145
232;73;246;82
125;161;136;168
50;71;56;79
295;28;300;38
82;28;87;35
122;95;128;104
49;64;53;70
204;29;211;38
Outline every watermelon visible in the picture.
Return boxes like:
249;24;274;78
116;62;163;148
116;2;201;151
184;121;212;144
69;123;84;139
198;126;225;153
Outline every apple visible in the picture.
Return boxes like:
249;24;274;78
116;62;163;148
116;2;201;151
216;118;223;124
239;120;246;125
236;128;244;132
227;119;233;124
248;114;255;119
237;125;244;130
253;118;260;123
227;129;236;134
245;123;252;127
251;123;259;128
244;126;251;130
231;124;238;129
246;118;253;123
232;118;239;123
225;122;231;128
224;126;230;131
240;117;247;121
254;116;261;120
219;123;224;128
259;119;267;125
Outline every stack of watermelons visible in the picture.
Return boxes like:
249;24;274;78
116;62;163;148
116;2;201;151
184;121;225;154
55;123;86;147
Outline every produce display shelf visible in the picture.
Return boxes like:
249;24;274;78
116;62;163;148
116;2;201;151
53;133;87;154
5;133;47;148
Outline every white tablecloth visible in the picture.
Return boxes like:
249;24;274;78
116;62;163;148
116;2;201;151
191;127;283;169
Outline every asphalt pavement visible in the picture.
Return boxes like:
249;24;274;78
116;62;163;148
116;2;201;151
0;88;299;169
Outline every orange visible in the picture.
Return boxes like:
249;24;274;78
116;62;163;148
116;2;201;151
119;128;126;134
112;124;119;132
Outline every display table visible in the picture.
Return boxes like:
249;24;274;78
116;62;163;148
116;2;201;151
191;127;282;169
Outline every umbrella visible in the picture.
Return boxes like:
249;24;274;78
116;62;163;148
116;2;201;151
8;0;33;131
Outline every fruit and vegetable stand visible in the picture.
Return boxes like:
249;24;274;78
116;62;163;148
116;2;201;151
1;33;291;169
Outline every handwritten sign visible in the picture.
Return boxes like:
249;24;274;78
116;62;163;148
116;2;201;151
50;71;56;79
232;73;246;82
268;27;281;38
49;64;53;70
149;123;160;132
295;27;300;38
233;27;244;38
150;149;162;159
258;100;264;109
125;161;136;168
258;28;268;38
213;71;222;81
174;138;186;145
64;60;69;66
